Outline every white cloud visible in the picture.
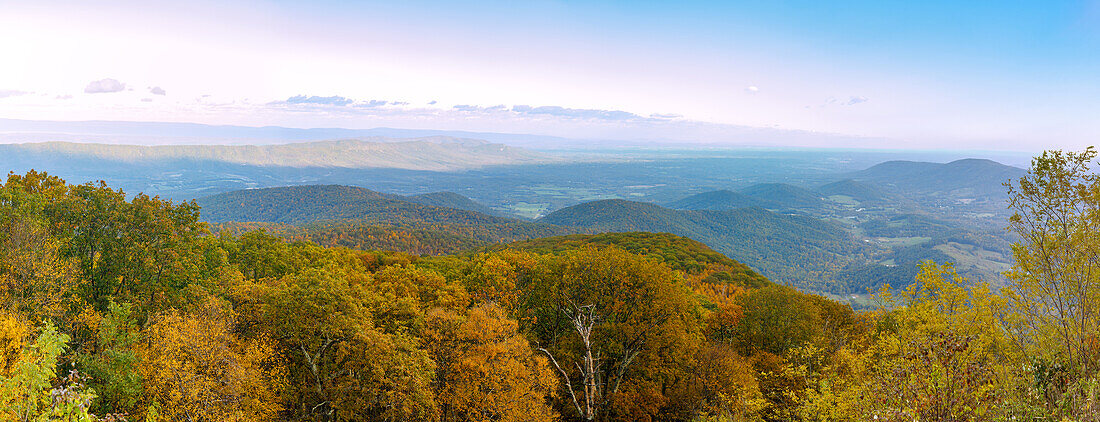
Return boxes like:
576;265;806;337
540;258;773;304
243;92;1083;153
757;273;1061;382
822;95;869;107
744;85;759;94
141;98;153;102
285;95;354;106
846;95;868;105
149;86;166;96
0;89;30;98
650;113;682;119
84;78;126;94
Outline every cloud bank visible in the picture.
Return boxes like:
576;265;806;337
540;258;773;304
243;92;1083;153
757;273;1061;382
84;78;126;94
285;95;354;106
0;90;30;99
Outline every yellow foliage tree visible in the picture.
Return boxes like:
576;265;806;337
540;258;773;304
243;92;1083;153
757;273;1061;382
796;262;1015;421
137;296;284;422
1004;147;1100;418
424;303;558;422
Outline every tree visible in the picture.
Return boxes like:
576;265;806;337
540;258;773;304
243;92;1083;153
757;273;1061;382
677;343;764;421
424;303;558;422
138;296;284;421
1004;147;1100;418
521;247;701;421
79;301;143;415
796;263;1012;421
0;319;101;422
0;172;76;323
262;268;437;421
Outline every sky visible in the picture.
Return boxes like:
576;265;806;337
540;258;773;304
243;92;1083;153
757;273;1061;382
0;0;1098;151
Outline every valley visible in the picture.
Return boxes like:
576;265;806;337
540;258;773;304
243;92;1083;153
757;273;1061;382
0;134;1027;303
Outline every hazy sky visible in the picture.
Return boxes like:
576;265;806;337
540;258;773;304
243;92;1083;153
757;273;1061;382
1;0;1098;150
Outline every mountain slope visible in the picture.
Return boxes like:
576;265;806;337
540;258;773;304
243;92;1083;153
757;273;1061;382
538;200;698;234
539;199;866;288
817;179;888;202
667;190;762;210
852;158;1025;196
739;183;824;209
501;232;772;288
405;192;498;215
198;185;512;225
200;185;580;252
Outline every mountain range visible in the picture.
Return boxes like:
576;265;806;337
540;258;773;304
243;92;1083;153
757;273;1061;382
850;158;1025;198
196;185;868;288
0;138;555;171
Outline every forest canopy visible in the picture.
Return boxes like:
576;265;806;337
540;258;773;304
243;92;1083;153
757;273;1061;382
2;148;1100;421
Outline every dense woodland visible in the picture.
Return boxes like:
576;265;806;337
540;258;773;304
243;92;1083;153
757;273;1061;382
4;148;1100;421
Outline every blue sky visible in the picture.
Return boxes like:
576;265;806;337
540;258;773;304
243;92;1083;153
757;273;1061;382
0;0;1097;150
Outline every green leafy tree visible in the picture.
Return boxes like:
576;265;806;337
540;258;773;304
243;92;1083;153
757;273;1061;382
79;301;143;415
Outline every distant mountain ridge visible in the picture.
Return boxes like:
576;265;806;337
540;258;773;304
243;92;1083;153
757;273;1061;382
406;191;501;216
0;137;556;171
851;158;1025;196
667;182;825;211
198;185;580;252
817;179;888;202
667;190;762;210
198;185;507;225
739;183;824;209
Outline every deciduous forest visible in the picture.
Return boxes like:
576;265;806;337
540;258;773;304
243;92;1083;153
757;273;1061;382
4;148;1100;421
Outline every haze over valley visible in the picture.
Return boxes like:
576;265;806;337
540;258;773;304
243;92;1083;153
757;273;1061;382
0;119;1030;306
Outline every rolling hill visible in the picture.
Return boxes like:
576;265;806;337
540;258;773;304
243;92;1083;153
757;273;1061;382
197;184;539;226
739;183;825;209
817;179;888;202
539;199;868;288
851;158;1025;197
666;190;762;210
500;232;772;289
405;191;499;216
667;183;825;212
200;185;580;253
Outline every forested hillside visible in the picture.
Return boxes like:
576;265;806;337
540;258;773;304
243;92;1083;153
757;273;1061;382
212;219;580;256
406;191;501;216
539;199;869;288
3;148;1099;422
495;232;772;289
738;183;825;210
667;189;763;210
667;183;826;212
816;179;888;202
200;185;581;254
197;184;517;225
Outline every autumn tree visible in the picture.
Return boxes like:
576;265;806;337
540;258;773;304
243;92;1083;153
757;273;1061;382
1002;146;1100;418
262;267;437;421
795;263;1014;421
521;247;702;421
674;343;764;421
138;296;284;421
424;303;558;422
0;171;76;323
